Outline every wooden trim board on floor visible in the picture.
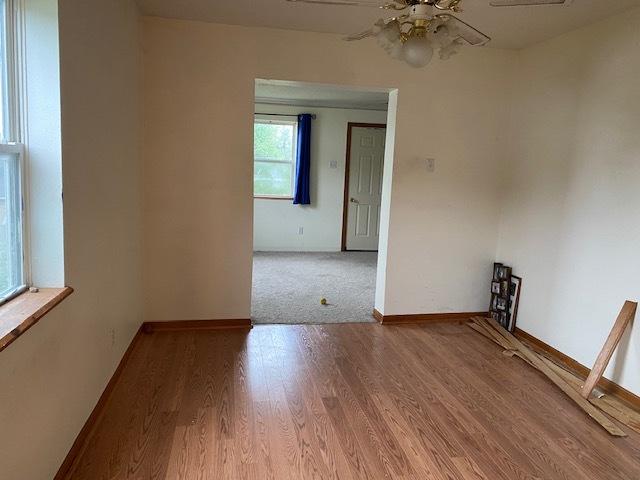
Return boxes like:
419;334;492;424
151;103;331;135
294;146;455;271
142;319;253;332
515;327;640;410
484;317;625;437
581;301;637;399
374;309;488;325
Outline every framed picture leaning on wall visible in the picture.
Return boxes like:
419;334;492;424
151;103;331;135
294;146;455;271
507;275;522;332
489;262;513;329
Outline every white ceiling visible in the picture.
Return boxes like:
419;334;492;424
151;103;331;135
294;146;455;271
137;0;640;49
255;80;390;111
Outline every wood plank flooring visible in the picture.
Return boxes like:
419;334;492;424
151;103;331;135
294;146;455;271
65;323;640;479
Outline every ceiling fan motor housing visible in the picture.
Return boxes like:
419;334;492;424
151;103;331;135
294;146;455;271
409;4;434;37
409;3;434;21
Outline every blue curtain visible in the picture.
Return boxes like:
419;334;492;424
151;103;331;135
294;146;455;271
293;114;312;205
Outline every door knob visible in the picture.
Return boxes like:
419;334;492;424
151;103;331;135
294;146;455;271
350;197;359;204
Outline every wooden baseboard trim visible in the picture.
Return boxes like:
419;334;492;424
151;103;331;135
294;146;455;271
54;324;144;480
514;327;640;410
374;309;488;325
142;318;253;333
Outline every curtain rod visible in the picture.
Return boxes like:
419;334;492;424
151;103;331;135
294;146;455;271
255;112;316;119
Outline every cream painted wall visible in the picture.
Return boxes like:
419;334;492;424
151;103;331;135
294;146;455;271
142;18;517;321
253;103;387;252
0;1;143;479
497;8;640;395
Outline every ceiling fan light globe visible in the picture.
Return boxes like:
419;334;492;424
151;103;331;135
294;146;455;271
432;25;451;46
389;41;404;60
377;21;400;44
403;36;433;68
440;39;462;60
439;38;463;60
378;38;397;55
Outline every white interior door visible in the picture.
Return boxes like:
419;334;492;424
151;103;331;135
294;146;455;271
345;126;386;251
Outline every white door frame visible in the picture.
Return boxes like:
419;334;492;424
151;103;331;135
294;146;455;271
341;122;387;251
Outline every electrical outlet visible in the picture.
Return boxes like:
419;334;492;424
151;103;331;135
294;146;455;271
298;226;304;235
426;158;435;173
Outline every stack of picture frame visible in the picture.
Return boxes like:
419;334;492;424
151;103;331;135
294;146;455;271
490;262;522;332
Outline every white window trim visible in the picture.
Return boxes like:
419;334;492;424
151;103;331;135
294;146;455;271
253;116;297;199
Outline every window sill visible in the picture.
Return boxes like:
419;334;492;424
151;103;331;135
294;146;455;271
254;196;294;201
0;287;73;353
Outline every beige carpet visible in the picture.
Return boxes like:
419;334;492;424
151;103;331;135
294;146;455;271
251;251;378;324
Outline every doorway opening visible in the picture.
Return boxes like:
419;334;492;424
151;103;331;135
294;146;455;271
251;79;396;324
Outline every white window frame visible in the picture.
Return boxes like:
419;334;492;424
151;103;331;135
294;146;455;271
0;0;28;305
253;116;297;199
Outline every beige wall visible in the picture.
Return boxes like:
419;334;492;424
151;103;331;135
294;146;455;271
498;7;640;395
0;1;142;479
142;18;517;321
253;103;388;252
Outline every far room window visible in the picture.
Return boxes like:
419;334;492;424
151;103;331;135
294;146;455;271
253;117;297;198
0;0;26;304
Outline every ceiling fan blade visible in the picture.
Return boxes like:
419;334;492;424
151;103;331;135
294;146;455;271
436;14;491;46
343;15;407;41
489;0;570;6
344;28;375;41
285;0;384;7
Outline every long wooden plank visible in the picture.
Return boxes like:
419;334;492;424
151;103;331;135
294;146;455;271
513;337;640;435
543;357;640;435
469;318;514;351
594;395;640;435
467;321;509;347
482;317;626;437
471;318;640;435
514;326;640;408
582;301;637;399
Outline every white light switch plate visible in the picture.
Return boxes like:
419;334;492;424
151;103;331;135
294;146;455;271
329;160;338;169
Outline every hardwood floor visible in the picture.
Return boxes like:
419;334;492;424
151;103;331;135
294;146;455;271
64;323;640;480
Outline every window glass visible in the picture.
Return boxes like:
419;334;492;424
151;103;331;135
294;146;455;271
253;120;296;198
0;149;23;299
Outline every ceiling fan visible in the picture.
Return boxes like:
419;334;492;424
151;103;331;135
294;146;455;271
286;0;574;68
